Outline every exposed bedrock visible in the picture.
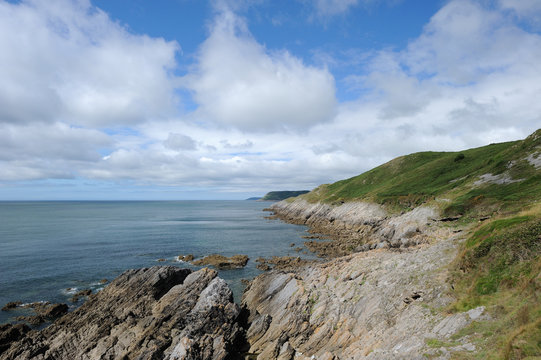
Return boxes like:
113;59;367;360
268;199;441;257
242;232;482;359
1;266;246;360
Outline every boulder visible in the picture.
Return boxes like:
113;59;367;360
177;254;194;262
70;289;92;303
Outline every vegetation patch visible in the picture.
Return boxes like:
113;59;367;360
261;190;310;201
292;129;541;217
449;212;541;358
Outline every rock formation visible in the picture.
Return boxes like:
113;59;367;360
239;199;487;359
242;225;485;359
1;266;246;360
268;199;440;258
191;254;249;269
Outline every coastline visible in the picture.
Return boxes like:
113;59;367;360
0;200;315;325
1;199;481;359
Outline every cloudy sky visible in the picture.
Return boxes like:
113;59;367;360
0;0;540;200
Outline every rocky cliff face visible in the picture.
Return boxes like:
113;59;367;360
1;266;246;360
269;199;440;257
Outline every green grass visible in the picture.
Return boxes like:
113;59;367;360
294;129;541;217
261;190;309;201
285;129;541;359
448;212;541;359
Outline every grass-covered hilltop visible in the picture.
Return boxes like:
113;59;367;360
261;190;310;201
300;129;541;217
268;129;540;359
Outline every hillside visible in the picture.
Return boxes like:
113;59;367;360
300;129;541;219
261;190;309;201
263;129;541;358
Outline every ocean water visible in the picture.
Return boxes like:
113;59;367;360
0;201;315;325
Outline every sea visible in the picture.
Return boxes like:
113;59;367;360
0;201;316;325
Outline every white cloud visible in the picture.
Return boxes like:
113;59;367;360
0;0;179;127
0;122;111;180
499;0;541;27
306;0;404;18
403;0;540;85
184;10;337;131
164;133;197;151
1;0;540;197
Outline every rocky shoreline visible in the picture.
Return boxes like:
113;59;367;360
267;198;447;258
237;199;483;359
1;199;483;359
1;266;247;359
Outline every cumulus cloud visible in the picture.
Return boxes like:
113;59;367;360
0;0;179;127
499;0;541;27
164;133;198;151
1;0;540;198
0;122;111;180
346;0;541;140
0;0;180;183
184;10;337;132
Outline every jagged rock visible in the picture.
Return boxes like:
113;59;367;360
256;263;271;271
1;266;245;360
277;341;295;360
38;303;68;319
12;302;69;326
254;256;315;272
1;303;20;312
269;199;439;257
191;254;249;269
14;315;44;326
70;289;91;303
0;324;29;355
177;254;194;262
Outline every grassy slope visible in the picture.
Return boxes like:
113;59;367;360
294;130;541;359
447;206;541;359
301;129;541;218
261;190;309;201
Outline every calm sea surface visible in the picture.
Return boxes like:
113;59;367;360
0;201;314;324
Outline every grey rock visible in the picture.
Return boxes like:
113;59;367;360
1;266;245;360
242;224;469;359
466;306;485;320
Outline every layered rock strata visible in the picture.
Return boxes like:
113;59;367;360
1;266;245;360
242;230;483;359
269;199;440;257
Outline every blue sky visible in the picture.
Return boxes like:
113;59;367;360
0;0;540;200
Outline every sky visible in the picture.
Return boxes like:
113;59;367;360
0;0;540;200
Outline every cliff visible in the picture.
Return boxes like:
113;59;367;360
269;199;440;257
